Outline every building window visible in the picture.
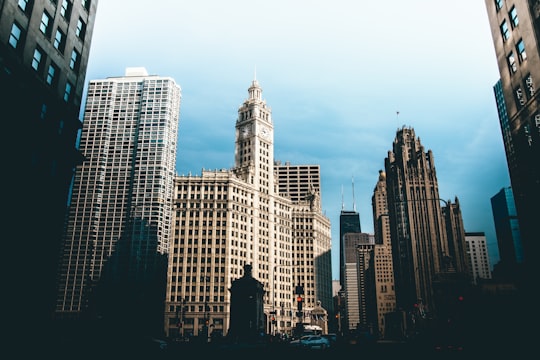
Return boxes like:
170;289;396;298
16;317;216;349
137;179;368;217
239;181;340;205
18;0;33;15
40;103;47;120
76;18;86;40
9;23;24;51
64;82;72;102
81;0;91;12
516;39;526;62
31;47;44;71
60;0;72;20
509;6;518;28
69;49;80;70
524;74;535;98
514;86;525;109
500;20;509;41
46;63;58;86
40;11;52;37
54;29;66;52
507;52;517;73
495;0;503;11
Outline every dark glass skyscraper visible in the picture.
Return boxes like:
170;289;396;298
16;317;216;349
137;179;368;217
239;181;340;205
491;186;523;279
339;209;361;287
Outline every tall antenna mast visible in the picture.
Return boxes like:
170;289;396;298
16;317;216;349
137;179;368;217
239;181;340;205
341;185;344;210
352;176;356;212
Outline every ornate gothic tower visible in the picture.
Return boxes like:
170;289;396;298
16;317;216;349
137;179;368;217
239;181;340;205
384;127;449;315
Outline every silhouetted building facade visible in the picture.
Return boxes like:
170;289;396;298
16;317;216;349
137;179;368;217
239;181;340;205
1;0;98;335
385;127;464;317
490;186;523;280
485;0;540;281
228;264;266;342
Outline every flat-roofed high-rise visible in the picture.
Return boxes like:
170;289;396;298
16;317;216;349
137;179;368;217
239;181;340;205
55;68;181;330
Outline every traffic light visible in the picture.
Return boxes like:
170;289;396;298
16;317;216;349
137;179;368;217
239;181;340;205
296;295;303;311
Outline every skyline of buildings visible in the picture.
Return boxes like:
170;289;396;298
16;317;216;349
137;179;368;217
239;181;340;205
2;2;534;351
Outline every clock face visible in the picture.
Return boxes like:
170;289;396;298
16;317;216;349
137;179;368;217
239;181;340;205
260;126;270;138
241;126;250;138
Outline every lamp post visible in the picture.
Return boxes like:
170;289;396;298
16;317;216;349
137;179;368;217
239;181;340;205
271;264;291;336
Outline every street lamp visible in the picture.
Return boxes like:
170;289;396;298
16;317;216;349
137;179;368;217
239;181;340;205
271;264;292;336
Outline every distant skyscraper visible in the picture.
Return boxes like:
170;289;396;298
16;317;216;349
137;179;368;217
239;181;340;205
485;0;540;279
275;162;333;314
1;0;98;332
490;187;523;279
371;170;396;338
339;198;361;289
443;198;469;275
55;68;181;328
164;78;331;338
342;232;375;332
465;232;492;285
385;126;453;315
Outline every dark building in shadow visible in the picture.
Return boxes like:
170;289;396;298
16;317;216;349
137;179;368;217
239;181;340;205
227;264;266;342
1;1;98;344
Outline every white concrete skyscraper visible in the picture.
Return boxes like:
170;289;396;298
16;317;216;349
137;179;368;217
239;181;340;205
55;68;181;322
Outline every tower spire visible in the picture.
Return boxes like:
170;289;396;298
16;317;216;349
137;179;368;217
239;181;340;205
341;185;344;210
352;176;356;212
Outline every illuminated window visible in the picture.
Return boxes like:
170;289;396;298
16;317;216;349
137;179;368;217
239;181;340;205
46;63;58;86
70;49;80;70
54;29;66;52
516;39;526;62
60;0;72;20
500;20;509;41
81;0;91;12
509;6;518;28
64;82;73;102
507;52;517;73
40;11;52;37
18;0;32;14
76;18;86;40
31;47;43;71
9;23;24;50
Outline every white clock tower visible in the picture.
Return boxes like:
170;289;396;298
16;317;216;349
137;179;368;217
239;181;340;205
234;77;274;194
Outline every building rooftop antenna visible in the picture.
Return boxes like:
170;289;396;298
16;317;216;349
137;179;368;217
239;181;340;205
352;176;356;212
341;184;344;211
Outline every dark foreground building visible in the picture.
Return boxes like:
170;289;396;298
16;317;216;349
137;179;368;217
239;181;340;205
0;0;98;342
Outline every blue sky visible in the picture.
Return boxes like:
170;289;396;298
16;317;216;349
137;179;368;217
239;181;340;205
83;0;509;279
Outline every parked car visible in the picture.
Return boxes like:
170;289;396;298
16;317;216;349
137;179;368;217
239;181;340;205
322;333;338;346
288;335;331;350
